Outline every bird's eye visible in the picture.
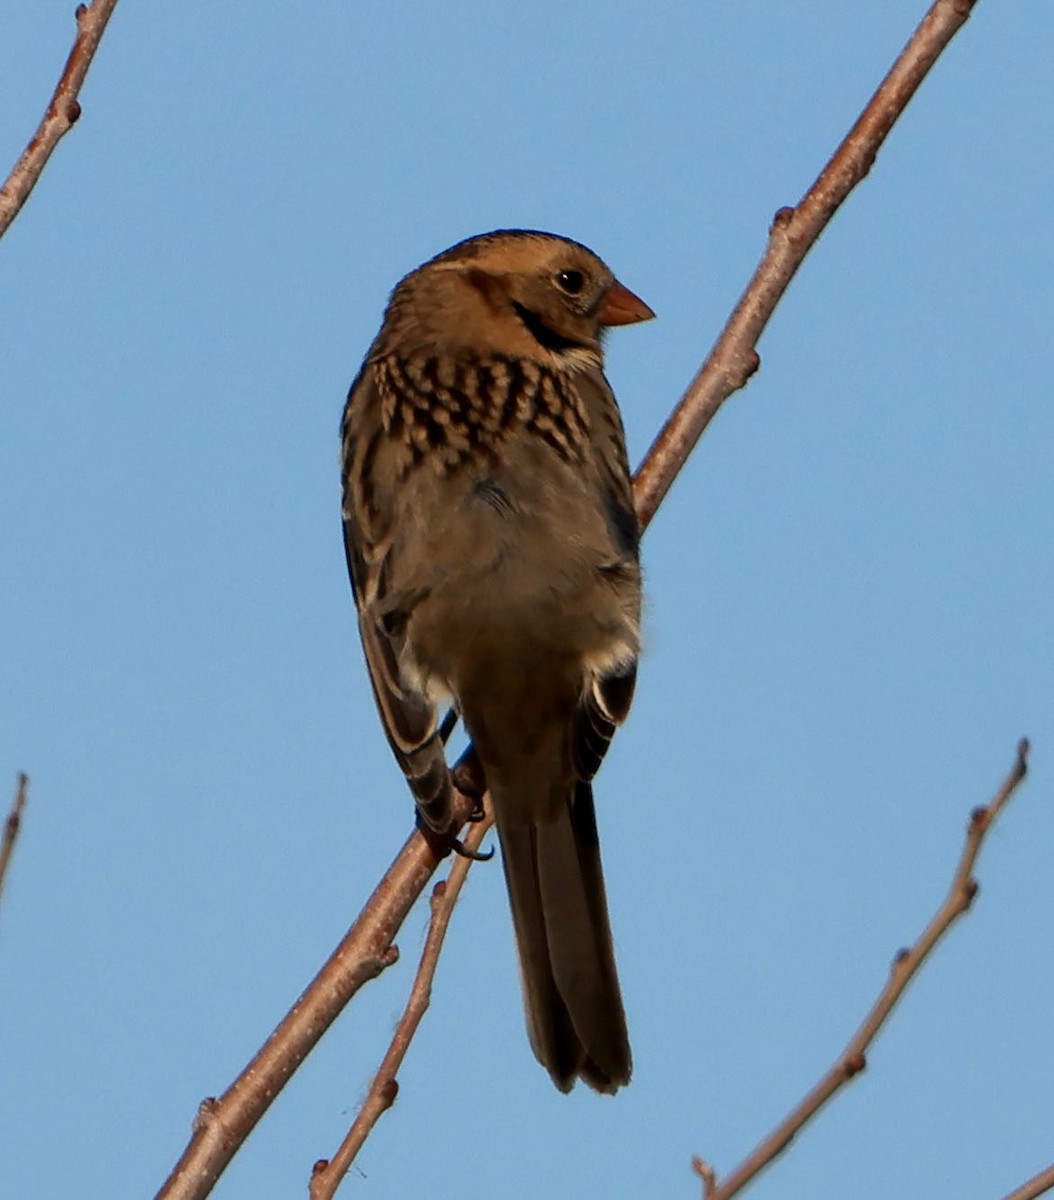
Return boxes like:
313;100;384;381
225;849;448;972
555;269;586;295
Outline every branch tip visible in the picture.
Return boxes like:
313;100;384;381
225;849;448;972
0;0;120;239
631;0;980;529
693;739;1028;1200
692;1155;717;1197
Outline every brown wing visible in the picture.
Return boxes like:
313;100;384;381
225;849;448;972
340;363;453;830
569;366;641;783
573;663;638;782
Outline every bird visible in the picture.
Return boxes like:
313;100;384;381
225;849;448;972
340;229;653;1093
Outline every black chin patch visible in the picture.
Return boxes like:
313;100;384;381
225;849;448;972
511;301;590;355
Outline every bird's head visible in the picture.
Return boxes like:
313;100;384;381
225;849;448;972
376;229;654;369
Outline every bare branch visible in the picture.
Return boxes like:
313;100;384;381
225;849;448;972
0;0;121;240
158;2;992;1194
1000;1162;1054;1200
309;804;496;1200
155;788;479;1200
633;0;979;531
692;739;1031;1200
0;774;29;910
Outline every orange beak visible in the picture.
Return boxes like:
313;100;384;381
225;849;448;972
597;280;655;327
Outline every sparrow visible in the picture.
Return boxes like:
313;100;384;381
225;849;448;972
340;229;653;1093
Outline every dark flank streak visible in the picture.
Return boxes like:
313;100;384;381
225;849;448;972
602;489;640;558
473;477;515;515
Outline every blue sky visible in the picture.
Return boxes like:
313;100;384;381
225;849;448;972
3;3;1052;1198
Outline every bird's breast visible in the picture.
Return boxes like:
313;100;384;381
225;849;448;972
375;351;591;476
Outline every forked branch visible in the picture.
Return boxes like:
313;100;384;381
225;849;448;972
309;804;496;1200
692;739;1032;1200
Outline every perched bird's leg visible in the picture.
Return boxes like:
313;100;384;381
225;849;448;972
446;748;494;860
449;836;495;863
452;746;488;822
414;808;495;862
414;748;493;861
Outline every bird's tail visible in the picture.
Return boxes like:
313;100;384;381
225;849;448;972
495;781;631;1093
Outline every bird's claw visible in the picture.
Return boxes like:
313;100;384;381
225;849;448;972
449;836;495;862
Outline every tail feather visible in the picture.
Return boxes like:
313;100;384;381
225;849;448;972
497;782;630;1093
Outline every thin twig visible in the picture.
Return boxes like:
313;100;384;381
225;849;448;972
0;0;121;240
0;774;29;910
157;3;987;1196
692;739;1031;1200
1001;1162;1054;1200
309;804;496;1200
633;0;979;531
155;788;478;1200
